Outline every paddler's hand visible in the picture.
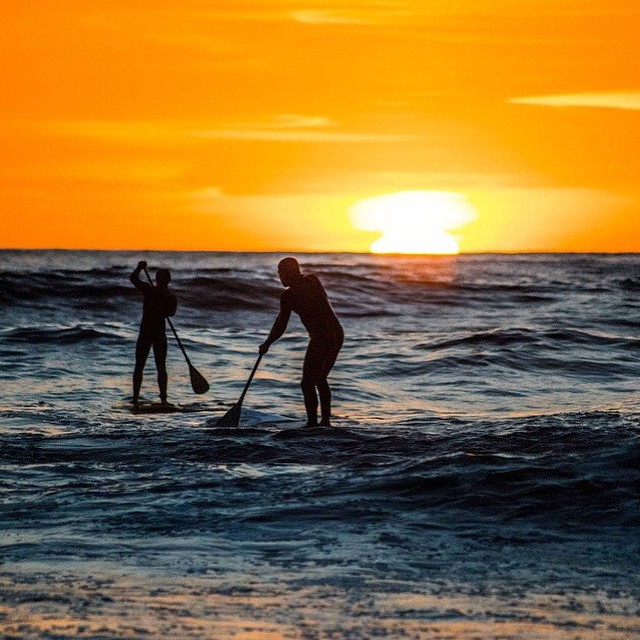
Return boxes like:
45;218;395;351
259;342;270;355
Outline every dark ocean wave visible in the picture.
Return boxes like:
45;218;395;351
378;356;635;384
0;272;132;309
2;410;638;533
176;276;280;311
619;277;640;292
419;327;639;352
3;325;124;345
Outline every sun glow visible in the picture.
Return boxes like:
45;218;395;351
350;191;477;255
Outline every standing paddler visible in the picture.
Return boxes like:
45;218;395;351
130;260;177;406
259;257;344;427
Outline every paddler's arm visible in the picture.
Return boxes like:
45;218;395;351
259;297;291;355
129;260;148;290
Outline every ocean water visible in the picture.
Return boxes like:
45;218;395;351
1;250;639;639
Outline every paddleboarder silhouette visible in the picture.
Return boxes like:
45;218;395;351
260;257;344;427
130;260;177;406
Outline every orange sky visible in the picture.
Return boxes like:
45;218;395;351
2;1;639;252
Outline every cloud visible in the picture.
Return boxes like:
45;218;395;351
290;10;374;25
289;2;640;27
509;92;640;111
29;116;411;144
193;114;412;142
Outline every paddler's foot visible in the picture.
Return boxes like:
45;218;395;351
304;420;318;428
319;419;332;427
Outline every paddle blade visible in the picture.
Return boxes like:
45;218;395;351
212;402;242;428
189;364;210;395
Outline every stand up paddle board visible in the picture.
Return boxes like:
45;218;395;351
118;401;215;414
127;402;182;414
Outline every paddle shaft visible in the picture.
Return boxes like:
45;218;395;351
238;354;262;405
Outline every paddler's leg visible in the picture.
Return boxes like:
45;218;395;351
133;333;152;405
318;329;344;427
317;378;331;426
152;333;169;403
301;338;323;426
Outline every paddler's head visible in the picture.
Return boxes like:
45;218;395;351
155;268;171;287
278;257;301;287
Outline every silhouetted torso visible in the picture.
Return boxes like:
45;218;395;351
136;282;177;335
282;274;342;337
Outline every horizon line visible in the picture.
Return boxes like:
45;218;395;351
0;247;638;256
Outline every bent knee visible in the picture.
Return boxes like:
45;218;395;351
301;375;328;390
301;376;318;390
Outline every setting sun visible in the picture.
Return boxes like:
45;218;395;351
349;191;477;255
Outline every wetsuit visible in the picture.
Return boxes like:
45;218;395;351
130;270;177;403
279;274;344;425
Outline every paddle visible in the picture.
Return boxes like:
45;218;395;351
212;354;262;428
143;266;209;395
